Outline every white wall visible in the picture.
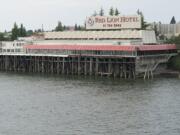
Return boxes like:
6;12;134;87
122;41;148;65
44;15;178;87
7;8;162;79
1;41;26;53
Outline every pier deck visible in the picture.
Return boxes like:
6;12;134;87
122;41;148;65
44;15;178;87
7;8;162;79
0;53;136;79
0;44;177;79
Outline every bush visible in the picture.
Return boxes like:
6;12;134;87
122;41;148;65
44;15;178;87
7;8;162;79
168;54;180;71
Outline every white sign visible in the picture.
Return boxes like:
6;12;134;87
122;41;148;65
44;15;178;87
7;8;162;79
86;15;141;29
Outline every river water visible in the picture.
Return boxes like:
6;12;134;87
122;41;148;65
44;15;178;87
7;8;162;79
0;72;180;135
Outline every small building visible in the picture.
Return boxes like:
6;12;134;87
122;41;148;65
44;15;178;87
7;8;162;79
157;23;180;38
150;19;180;39
0;41;27;53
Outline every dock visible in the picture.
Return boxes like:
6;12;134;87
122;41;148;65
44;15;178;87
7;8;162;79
0;44;177;79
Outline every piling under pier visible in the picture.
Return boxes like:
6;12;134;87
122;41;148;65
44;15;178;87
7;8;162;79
0;54;136;79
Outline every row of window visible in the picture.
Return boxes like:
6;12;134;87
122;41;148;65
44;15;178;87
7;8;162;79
2;49;22;52
2;42;25;47
137;50;177;55
26;49;136;56
13;43;24;46
26;49;177;56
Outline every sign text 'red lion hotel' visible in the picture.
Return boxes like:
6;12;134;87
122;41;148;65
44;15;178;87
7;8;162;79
86;15;141;30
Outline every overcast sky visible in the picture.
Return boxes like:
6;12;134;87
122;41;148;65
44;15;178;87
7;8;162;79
0;0;179;31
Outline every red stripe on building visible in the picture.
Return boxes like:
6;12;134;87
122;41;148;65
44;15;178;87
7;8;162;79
24;44;176;51
25;45;136;51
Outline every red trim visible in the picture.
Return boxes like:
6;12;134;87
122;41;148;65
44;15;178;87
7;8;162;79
24;44;176;51
25;45;136;51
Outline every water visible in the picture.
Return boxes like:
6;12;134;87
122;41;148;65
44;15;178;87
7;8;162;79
0;72;180;135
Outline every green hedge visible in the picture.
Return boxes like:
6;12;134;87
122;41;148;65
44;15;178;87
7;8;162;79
168;53;180;70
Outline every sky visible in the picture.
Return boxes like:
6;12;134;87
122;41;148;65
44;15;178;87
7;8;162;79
0;0;179;31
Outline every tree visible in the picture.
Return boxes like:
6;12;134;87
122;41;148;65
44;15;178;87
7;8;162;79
19;24;26;37
109;7;114;16
2;31;11;41
74;24;78;30
55;21;63;31
159;34;166;40
170;16;176;24
11;22;19;40
137;9;149;30
0;33;4;41
26;30;33;36
114;8;120;16
153;23;159;36
99;7;104;16
78;25;81;30
166;35;180;45
63;26;67;31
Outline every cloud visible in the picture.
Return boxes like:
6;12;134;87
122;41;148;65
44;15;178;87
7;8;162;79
0;0;179;31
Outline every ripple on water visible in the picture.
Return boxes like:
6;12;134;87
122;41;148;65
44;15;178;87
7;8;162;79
0;72;180;135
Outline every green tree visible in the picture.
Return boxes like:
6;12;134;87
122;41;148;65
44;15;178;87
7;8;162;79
137;9;149;30
36;29;42;33
99;7;104;16
109;7;114;16
0;33;4;41
166;35;180;45
19;24;27;37
170;16;176;24
3;31;11;41
153;23;159;36
114;8;120;16
74;24;78;30
78;26;81;30
159;34;166;40
55;21;63;31
11;22;19;40
63;26;67;31
26;30;33;36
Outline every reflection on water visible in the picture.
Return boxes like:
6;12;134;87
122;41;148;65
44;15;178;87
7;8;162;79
0;72;180;135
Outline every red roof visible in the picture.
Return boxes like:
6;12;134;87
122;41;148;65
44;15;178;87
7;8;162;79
25;45;136;51
24;44;176;51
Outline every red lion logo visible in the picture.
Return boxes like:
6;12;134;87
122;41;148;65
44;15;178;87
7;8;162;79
87;18;94;26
